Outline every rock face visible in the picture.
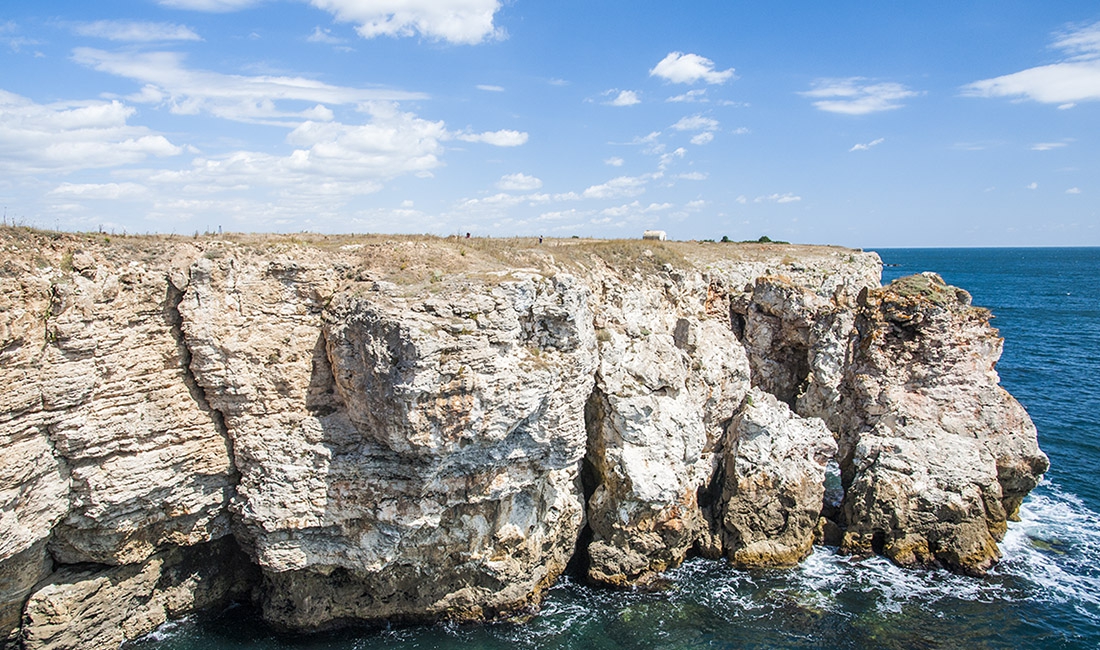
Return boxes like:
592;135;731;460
718;389;836;568
0;230;1047;647
836;274;1049;574
582;267;749;585
20;538;254;650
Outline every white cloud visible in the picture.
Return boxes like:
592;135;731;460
454;129;528;146
671;115;719;131
650;52;735;85
309;0;503;45
658;148;685;170
582;175;650;200
47;182;150;200
73;20;202;42
156;0;263;11
606;90;641;106
1027;182;1038;190
690;132;714;145
849;137;885;152
1031;141;1069;151
963;21;1100;104
145;103;449;199
1067;187;1082;194
307;26;347;45
667;89;707;103
2;21;41;53
72;47;424;125
477;84;505;92
755;193;802;204
732;127;750;135
678;171;708;181
600;201;671;218
801;78;919;114
736;195;748;204
0;90;182;174
497;173;542;191
605;156;624;167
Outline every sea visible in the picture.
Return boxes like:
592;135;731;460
129;248;1100;650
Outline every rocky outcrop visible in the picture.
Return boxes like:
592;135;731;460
835;273;1049;575
582;267;748;585
20;537;254;650
1;236;238;647
0;230;1047;647
718;389;836;568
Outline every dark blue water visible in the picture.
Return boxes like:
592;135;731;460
131;248;1100;650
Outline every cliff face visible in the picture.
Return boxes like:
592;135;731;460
0;229;1047;648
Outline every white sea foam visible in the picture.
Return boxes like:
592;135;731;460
997;482;1100;620
139;615;192;642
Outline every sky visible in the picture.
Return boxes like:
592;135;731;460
1;1;1098;247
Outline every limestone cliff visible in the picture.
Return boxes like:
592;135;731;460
0;228;1046;648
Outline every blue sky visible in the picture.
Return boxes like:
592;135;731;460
1;1;1098;246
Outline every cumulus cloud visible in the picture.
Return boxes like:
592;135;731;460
849;137;885;152
1026;182;1038;190
309;0;504;45
497;173;542;191
671;115;719;131
963;21;1100;105
667;89;707;103
650;52;736;85
605;90;641;106
454;129;528;146
605;156;624;167
690;132;714;145
600;201;671;218
677;171;708;181
0;90;182;174
801;78;919;114
477;84;504;92
73;20;202;42
1067;187;1082;194
72;47;423;125
145;103;450;198
755;193;801;204
582;175;651;200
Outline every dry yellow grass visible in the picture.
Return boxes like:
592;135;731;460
1;225;864;289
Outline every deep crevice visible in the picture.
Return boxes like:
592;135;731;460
564;384;605;579
164;280;236;476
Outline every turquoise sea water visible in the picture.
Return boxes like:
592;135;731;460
130;248;1100;650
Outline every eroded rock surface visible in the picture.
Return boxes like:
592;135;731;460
718;389;836;568
0;230;1047;647
582;267;749;585
836;273;1049;574
20;538;254;650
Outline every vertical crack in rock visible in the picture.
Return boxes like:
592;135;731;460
164;280;237;482
566;385;604;579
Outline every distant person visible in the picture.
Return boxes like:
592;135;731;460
466;232;471;239
539;236;543;244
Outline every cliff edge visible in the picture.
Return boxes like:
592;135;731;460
0;229;1047;648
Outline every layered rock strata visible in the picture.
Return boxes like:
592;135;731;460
835;273;1049;574
0;230;1046;648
